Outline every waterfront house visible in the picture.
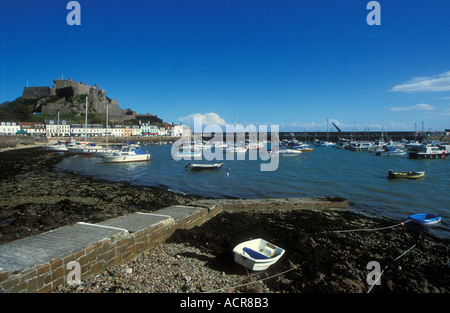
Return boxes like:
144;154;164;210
110;125;124;137
123;126;133;137
45;119;70;138
20;122;45;136
172;124;191;137
141;122;160;136
131;125;141;136
0;122;20;135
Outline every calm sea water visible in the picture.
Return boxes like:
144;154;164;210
54;144;449;239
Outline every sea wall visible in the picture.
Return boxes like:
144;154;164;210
0;135;35;149
0;197;348;293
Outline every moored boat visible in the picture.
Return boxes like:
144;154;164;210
376;146;407;156
387;169;425;179
225;144;248;154
408;213;442;225
349;141;373;151
233;238;285;271
67;142;110;156
185;163;223;171
277;149;302;156
408;145;449;159
287;141;312;151
43;141;69;152
314;140;334;147
101;145;150;163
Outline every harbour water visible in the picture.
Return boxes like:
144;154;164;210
55;144;449;239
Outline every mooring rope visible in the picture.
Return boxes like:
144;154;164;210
206;263;302;293
366;233;421;293
314;219;411;235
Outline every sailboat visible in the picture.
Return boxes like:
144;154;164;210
67;97;108;155
314;118;334;147
43;110;69;152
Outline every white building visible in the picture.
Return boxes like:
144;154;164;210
109;126;124;137
159;127;167;136
132;126;141;136
45;120;71;137
141;123;160;136
172;124;191;137
0;122;20;135
71;123;110;137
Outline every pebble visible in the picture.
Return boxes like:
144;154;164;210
55;243;255;293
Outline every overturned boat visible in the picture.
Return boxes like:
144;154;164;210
233;238;285;271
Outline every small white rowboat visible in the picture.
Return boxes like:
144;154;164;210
233;238;285;271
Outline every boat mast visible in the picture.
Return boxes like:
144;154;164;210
85;96;88;144
106;102;109;147
57;110;60;142
326;118;329;141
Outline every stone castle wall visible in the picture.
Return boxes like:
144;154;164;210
22;87;51;100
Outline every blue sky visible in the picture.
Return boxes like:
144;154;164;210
1;0;450;132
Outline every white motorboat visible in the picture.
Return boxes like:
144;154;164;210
91;143;139;157
225;144;248;154
408;145;449;159
101;145;150;163
375;146;407;156
349;142;373;151
314;140;334;147
271;149;302;156
233;238;285;271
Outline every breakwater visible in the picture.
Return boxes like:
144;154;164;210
279;131;448;142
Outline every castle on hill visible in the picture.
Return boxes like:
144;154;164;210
22;78;134;122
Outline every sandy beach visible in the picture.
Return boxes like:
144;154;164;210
0;145;449;293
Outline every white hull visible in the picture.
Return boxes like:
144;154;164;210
172;151;202;159
102;153;150;163
274;149;302;156
68;147;108;155
226;147;248;153
43;144;68;152
377;150;407;156
233;238;285;271
101;145;150;163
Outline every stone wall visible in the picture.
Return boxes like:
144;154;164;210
22;87;50;100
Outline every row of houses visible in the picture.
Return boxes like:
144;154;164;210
0;120;190;138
